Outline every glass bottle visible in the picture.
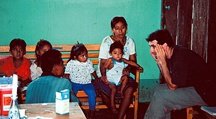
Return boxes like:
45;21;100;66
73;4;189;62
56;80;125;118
8;96;20;119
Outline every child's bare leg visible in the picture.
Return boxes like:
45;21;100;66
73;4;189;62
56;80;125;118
109;84;118;113
120;75;128;98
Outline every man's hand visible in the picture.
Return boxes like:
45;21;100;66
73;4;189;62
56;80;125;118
167;83;177;90
155;44;166;66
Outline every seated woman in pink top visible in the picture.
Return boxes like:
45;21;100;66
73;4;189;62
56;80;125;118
0;38;31;103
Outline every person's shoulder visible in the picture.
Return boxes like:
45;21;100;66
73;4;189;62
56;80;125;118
3;56;12;60
67;59;74;64
174;46;205;62
125;36;135;46
175;46;199;56
57;77;71;86
87;59;93;64
27;76;43;86
126;36;134;42
68;59;80;66
0;56;12;64
60;77;71;82
0;56;10;60
23;57;31;64
102;36;112;43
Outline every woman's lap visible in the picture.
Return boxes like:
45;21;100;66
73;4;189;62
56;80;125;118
97;77;137;98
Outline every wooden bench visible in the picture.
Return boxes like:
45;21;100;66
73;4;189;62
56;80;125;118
0;44;143;119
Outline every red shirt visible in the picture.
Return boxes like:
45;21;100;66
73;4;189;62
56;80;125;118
0;56;31;81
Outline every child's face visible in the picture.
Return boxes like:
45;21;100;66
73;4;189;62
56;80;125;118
37;45;51;56
111;48;123;61
10;46;25;60
77;51;88;62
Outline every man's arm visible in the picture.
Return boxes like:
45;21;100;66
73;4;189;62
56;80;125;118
155;45;176;90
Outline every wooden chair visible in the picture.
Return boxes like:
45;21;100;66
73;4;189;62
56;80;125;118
186;107;193;119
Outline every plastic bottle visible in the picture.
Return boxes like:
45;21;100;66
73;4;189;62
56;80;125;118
8;96;20;119
8;74;20;119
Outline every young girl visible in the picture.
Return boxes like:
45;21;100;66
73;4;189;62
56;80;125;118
65;43;98;119
30;39;52;80
102;41;141;113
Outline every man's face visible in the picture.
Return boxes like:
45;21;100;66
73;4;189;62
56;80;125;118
148;40;170;60
148;40;158;60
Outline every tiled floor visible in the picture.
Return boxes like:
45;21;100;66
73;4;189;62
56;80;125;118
82;103;187;119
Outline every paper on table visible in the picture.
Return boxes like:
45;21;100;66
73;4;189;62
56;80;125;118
201;106;216;116
28;116;53;119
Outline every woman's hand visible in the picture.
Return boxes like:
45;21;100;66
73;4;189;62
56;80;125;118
122;67;130;76
101;76;109;85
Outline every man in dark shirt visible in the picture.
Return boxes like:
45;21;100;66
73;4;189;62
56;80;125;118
144;29;216;119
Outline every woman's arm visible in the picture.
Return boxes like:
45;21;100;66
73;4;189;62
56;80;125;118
122;58;141;69
91;71;99;80
100;58;112;84
100;59;107;77
129;54;137;62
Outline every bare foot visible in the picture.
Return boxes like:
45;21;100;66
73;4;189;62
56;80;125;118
111;106;118;114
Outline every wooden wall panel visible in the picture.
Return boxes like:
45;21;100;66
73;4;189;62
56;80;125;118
163;0;213;62
162;0;178;43
207;0;216;72
176;0;193;49
191;0;209;60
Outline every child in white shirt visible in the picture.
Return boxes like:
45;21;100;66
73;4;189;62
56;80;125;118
65;43;98;119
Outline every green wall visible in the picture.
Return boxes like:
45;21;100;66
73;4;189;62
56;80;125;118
0;0;161;102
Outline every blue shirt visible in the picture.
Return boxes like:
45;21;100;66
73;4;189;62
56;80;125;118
26;75;78;103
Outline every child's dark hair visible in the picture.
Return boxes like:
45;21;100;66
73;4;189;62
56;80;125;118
146;29;175;48
41;49;62;76
9;38;27;54
35;39;53;66
111;16;128;29
68;43;88;62
109;41;124;54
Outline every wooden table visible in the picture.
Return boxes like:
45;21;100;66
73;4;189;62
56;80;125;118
19;102;86;119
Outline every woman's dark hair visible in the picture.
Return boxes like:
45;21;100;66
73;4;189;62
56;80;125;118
41;49;62;76
146;29;175;48
109;41;124;54
68;43;88;62
111;16;128;29
35;39;52;66
9;38;27;54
